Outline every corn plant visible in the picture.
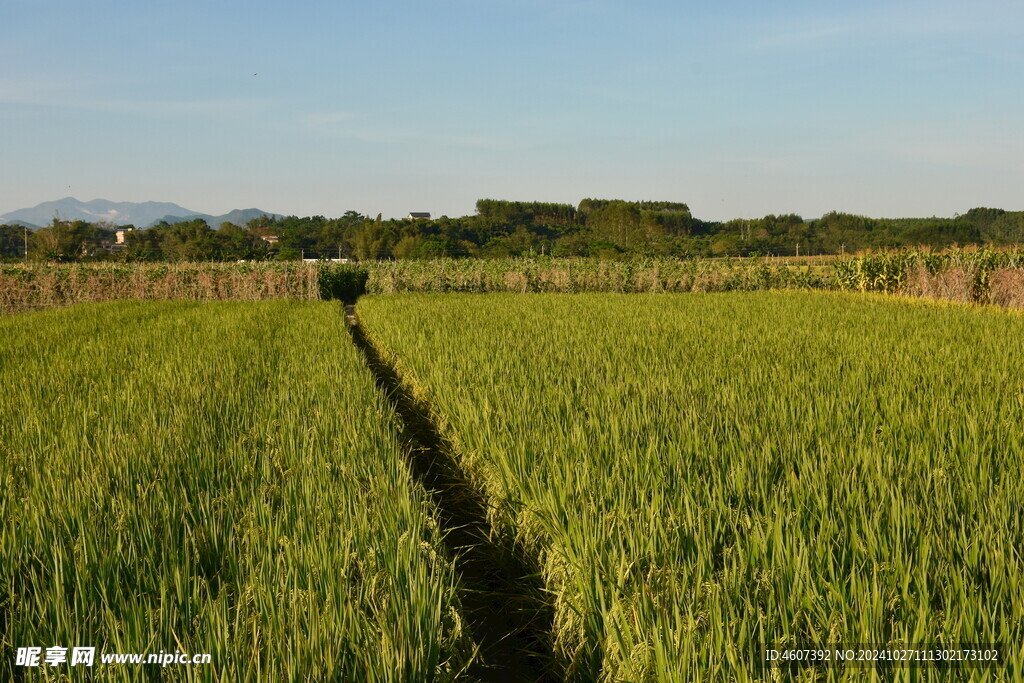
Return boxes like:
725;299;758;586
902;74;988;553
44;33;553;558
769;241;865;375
364;257;829;295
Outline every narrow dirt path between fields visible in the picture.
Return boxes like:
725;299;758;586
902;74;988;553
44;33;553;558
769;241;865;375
345;305;558;683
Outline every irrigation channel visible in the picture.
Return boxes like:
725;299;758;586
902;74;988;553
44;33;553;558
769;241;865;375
345;305;557;682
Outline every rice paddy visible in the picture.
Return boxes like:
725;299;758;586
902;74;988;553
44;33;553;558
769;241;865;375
0;300;468;681
357;292;1024;681
3;290;1022;681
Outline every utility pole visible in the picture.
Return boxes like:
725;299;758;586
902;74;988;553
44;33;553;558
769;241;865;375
24;227;28;260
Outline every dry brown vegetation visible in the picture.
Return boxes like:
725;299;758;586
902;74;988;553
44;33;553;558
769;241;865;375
987;268;1024;309
902;265;1024;309
6;252;1024;315
902;266;976;303
0;263;320;313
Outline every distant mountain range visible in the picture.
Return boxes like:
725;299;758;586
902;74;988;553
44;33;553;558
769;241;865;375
0;198;281;229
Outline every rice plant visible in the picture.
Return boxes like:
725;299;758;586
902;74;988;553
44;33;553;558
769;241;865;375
358;292;1024;681
0;300;470;681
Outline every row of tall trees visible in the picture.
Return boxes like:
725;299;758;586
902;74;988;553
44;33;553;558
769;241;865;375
710;208;1024;257
3;203;1024;262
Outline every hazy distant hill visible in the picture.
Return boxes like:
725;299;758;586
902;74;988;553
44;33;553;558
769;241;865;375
0;198;280;229
3;219;39;229
148;208;281;228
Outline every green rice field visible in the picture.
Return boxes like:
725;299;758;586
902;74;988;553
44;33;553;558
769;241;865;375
0;301;468;681
2;291;1023;681
357;292;1024;681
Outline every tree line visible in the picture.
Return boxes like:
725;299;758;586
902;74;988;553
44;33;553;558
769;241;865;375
3;201;1023;262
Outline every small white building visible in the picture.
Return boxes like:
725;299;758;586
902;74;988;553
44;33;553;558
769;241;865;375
407;212;431;220
114;228;135;244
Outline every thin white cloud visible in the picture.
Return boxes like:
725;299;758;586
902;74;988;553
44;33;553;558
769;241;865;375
447;134;510;151
352;128;512;151
0;81;269;117
871;126;1024;169
295;110;511;150
755;0;1024;50
110;98;270;116
298;111;359;127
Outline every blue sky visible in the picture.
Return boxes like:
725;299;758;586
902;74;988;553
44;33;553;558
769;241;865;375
2;0;1022;221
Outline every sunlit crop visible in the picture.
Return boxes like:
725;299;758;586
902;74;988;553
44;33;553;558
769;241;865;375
358;291;1024;681
0;300;468;681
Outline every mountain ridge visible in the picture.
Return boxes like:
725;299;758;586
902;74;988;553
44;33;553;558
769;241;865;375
0;198;281;229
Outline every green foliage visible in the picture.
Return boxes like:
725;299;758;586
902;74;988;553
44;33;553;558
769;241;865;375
8;202;1024;263
476;199;578;228
833;252;919;293
579;200;693;249
0;301;470;680
158;218;221;261
363;257;828;294
0;225;29;260
359;292;1024;681
29;219;113;261
317;263;370;302
217;222;274;260
577;198;690;216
